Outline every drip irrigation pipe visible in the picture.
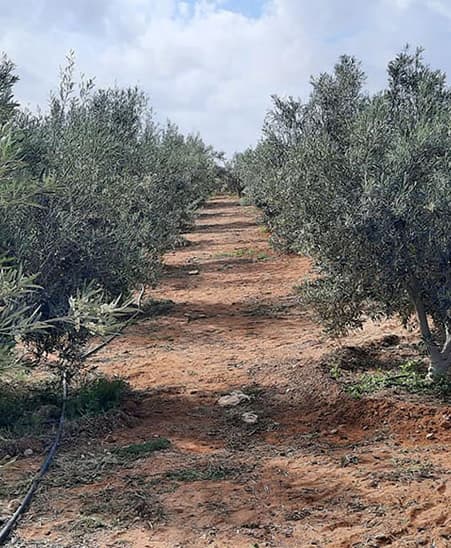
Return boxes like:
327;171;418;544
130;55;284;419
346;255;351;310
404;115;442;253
0;372;67;545
0;285;145;544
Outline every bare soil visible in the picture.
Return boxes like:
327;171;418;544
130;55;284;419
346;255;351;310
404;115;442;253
3;197;451;547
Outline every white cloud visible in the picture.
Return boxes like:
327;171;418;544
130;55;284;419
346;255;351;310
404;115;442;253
426;0;451;19
0;0;450;154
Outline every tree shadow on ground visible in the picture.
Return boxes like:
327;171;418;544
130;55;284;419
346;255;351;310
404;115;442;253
202;199;240;210
196;221;257;232
197;210;241;219
319;337;421;372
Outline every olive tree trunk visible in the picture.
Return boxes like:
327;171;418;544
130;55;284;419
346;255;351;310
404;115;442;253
428;335;451;379
409;282;451;380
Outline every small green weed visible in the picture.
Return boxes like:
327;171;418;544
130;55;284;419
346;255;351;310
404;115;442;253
113;438;170;460
256;252;269;261
330;364;342;380
0;375;129;441
0;380;59;433
345;359;450;400
66;377;129;418
432;376;451;399
239;196;253;206
345;371;389;399
69;515;107;534
340;454;359;467
165;464;235;482
369;457;441;483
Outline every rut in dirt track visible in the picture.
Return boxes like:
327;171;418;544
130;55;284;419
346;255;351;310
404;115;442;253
96;196;325;452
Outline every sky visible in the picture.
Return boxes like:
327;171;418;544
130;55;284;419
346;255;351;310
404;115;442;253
1;0;451;155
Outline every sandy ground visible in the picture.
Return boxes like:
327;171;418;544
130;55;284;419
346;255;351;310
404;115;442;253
4;196;451;547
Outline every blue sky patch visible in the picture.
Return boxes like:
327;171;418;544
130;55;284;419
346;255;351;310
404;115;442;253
221;0;266;18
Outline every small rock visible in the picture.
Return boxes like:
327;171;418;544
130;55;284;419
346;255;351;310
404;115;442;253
329;429;338;435
242;412;259;424
341;454;359;467
440;414;451;429
105;435;117;443
426;432;435;440
217;390;250;407
188;270;200;276
23;448;34;457
218;394;241;407
285;509;311;521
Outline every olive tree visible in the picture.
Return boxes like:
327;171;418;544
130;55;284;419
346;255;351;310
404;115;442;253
1;53;217;376
0;77;126;374
0;56;44;369
242;49;451;379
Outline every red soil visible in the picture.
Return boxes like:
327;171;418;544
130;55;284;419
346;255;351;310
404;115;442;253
7;196;451;547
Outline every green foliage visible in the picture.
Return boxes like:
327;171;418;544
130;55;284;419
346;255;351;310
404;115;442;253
0;375;129;436
66;377;129;418
237;47;451;378
0;54;19;124
0;52;217;377
216;159;245;197
0;263;47;370
0;380;58;432
343;360;450;400
239;195;253;206
112;438;171;460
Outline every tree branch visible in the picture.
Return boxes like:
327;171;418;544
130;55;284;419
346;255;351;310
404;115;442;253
442;324;451;357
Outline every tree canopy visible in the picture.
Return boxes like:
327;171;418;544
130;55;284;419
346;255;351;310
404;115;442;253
0;53;218;375
235;48;451;379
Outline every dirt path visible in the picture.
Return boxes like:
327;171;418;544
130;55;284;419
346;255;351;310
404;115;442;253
13;197;451;547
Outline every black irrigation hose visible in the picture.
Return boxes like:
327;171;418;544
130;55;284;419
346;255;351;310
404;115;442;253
0;285;145;545
0;371;67;545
